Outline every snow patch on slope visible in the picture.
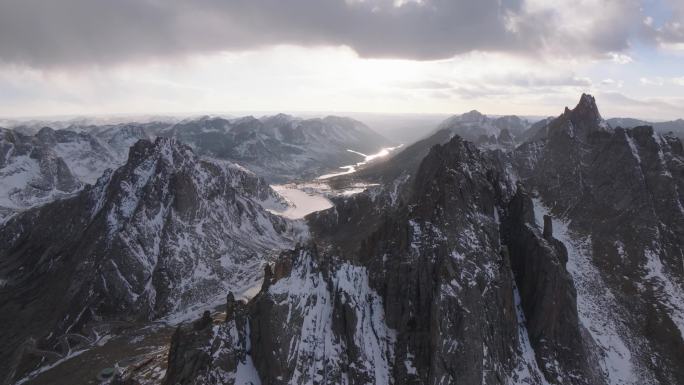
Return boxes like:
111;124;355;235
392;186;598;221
532;198;637;385
198;320;262;385
334;263;397;385
510;281;550;385
643;248;684;339
268;251;396;385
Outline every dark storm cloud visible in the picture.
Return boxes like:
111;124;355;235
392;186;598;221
0;0;640;68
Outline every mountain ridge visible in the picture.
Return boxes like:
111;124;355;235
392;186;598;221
0;137;304;383
159;94;684;385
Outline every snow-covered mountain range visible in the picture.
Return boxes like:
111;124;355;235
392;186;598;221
0;114;390;221
161;95;683;385
607;117;684;140
155;114;392;182
435;110;530;148
1;96;682;385
0;125;149;220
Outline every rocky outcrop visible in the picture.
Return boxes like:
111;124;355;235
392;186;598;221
0;138;300;384
503;186;604;384
512;94;684;384
164;295;253;385
164;135;600;385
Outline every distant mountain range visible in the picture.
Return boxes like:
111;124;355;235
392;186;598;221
0;114;391;220
155;114;392;182
607;117;684;140
0;125;148;220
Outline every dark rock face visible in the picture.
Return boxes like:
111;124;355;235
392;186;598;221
607;117;684;141
355;138;522;385
163;135;604;385
0;138;299;383
164;294;254;385
503;187;603;384
512;94;684;384
542;215;553;239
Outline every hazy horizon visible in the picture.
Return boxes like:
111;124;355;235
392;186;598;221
1;1;683;120
0;103;678;123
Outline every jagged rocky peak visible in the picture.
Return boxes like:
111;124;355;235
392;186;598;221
569;93;600;116
161;133;614;385
511;95;684;383
556;93;611;138
124;136;181;165
0;136;301;383
517;93;610;146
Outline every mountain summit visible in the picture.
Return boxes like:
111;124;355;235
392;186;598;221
0;138;302;381
159;95;684;385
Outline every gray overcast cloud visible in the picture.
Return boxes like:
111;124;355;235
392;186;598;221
0;0;649;68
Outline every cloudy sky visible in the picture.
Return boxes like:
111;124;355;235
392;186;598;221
0;0;683;120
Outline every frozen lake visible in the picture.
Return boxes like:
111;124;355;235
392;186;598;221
270;145;399;218
270;184;333;219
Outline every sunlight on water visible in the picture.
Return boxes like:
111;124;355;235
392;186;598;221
317;145;403;180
